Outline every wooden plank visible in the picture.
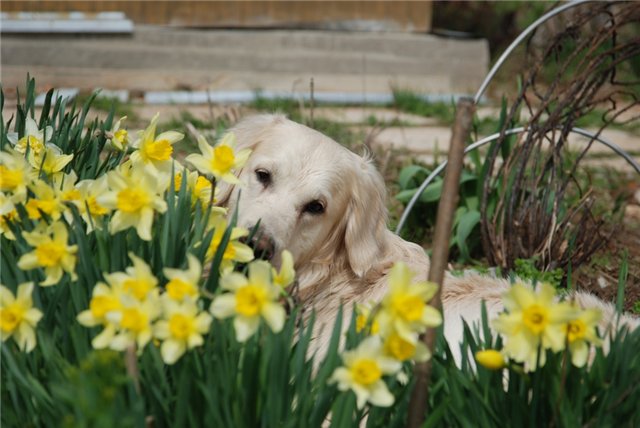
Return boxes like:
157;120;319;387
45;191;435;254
1;1;432;32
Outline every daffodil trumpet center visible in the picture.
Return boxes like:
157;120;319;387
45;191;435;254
350;359;382;386
1;304;25;333
235;285;267;317
523;304;549;334
117;188;150;213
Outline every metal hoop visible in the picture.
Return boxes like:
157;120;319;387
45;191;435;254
394;126;640;234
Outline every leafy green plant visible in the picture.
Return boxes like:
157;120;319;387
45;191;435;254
513;258;564;288
394;98;515;262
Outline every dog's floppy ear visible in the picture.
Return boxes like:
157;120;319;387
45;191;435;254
215;114;286;206
344;156;389;277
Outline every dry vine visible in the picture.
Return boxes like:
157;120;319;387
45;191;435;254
479;2;640;274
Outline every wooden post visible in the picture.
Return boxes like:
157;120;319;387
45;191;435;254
406;97;475;428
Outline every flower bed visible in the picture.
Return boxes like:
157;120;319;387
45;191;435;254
1;78;639;427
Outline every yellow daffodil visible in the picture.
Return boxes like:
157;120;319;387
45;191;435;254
492;283;578;370
153;297;212;364
130;113;183;174
205;217;254;270
382;331;430;363
73;175;110;232
565;306;602;367
106;116;130;151
0;208;19;240
329;336;402;409
185;133;251;185
376;262;442;341
0;148;31;203
53;170;80;202
18;221;78;286
77;282;123;328
272;250;295;289
210;260;285;342
8;116;53;158
173;169;221;209
106;253;159;301
77;282;123;349
0;282;43;352
163;253;201;302
475;349;506;370
25;179;67;221
104;294;161;352
27;144;73;178
97;163;168;241
355;302;380;335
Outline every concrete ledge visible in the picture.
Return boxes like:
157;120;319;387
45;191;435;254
0;12;133;34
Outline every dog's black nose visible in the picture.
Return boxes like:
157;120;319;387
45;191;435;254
243;234;275;261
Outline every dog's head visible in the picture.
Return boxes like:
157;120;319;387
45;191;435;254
216;114;388;280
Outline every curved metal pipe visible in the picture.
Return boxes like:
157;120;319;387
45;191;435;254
394;126;640;234
473;0;593;104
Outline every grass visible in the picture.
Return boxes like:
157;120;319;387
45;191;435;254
75;91;138;121
390;90;456;124
249;95;361;148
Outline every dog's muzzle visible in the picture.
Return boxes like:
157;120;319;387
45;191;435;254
243;233;276;261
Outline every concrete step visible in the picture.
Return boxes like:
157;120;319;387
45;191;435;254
1;26;488;95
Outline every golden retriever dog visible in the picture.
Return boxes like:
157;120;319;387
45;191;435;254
215;114;638;359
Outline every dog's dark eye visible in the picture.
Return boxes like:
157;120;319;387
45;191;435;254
303;200;325;215
255;169;271;187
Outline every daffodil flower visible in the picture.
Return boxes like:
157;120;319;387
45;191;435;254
105;294;161;352
492;283;578;370
97;163;168;241
185;133;251;185
205;217;254;271
0;208;19;240
163;253;201;302
173;169;219;208
18;221;78;286
106;253;159;301
73;175;110;232
7;116;53;158
329;336;401;409
272;250;295;288
565;306;602;367
77;282;124;349
25;179;67;221
130;113;183;174
77;282;123;328
27;143;73;178
106;116;130;151
376;262;442;341
382;331;430;363
210;260;285;342
0;282;43;352
153;297;212;364
355;302;380;335
0;148;31;203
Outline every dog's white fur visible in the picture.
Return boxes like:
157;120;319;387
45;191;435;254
217;114;638;358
